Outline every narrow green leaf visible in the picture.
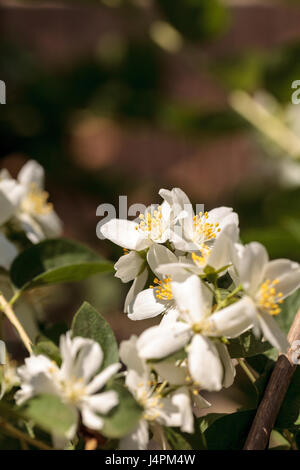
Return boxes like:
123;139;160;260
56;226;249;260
163;427;193;450
71;302;118;370
10;238;113;290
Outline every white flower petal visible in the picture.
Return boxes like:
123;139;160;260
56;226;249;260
146;243;177;276
157;261;197;280
35;211;63;238
87;390;119;414
137;323;191;360
257;311;289;353
128;288;166;321
160;308;179;325
119;420;149;450
264;259;300;300
124;268;148;312
0;190;15;225
17;212;45;243
86;363;121;395
160;200;172;223
215;342;236;389
15;355;60;405
125;369;147;395
0;179;26;208
207;224;238;271
210;296;256;338
60;333;104;383
101;219;150;250
18;160;45;188
0;340;5;366
0;234;18;270
208;207;239;230
119;336;145;378
114;251;144;283
73;341;104;383
170;387;194;433
233;242;269;295
188;335;223;391
172;275;212;323
81;405;104;430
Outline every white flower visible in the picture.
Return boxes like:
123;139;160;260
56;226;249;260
159;187;239;252
0;160;62;244
16;332;120;437
100;188;189;252
127;244;187;320
231;241;300;352
101;203;169;251
0;354;20;399
0;233;18;270
137;275;254;391
156;223;238;280
119;336;195;450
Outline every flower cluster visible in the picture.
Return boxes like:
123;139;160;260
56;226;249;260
1;185;299;450
99;187;300;446
15;333;120;446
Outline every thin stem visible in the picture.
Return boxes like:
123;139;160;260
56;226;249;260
9;290;22;307
0;294;32;355
215;285;243;311
0;418;53;450
230;90;300;160
238;358;257;384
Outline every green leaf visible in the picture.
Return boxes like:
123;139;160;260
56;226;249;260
10;238;113;290
163;427;193;450
178;411;255;450
33;335;61;366
228;330;273;358
180;413;225;450
24;394;78;438
71;302;118;370
101;380;143;439
202;410;255;450
276;289;300;335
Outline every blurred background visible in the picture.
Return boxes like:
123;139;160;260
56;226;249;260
1;0;300;418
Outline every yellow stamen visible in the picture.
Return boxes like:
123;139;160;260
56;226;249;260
150;276;173;301
22;183;53;215
259;278;283;316
135;206;164;239
192;244;211;266
193;211;221;241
